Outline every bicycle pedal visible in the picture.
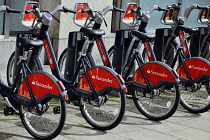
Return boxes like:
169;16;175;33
4;107;15;116
126;94;133;98
125;81;133;86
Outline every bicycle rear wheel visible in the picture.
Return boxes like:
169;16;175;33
187;36;210;60
79;91;126;130
58;48;67;76
180;79;210;113
58;48;95;76
20;98;66;140
132;85;180;121
7;51;42;86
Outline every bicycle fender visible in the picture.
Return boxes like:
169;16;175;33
77;66;127;94
132;61;179;87
17;71;66;102
176;57;210;80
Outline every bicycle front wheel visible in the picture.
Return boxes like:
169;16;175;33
180;79;210;113
79;91;126;130
19;98;66;140
132;85;180;121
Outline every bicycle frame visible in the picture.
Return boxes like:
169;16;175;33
35;25;100;99
1;51;43;110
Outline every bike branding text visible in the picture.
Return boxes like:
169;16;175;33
91;75;113;83
32;80;53;90
188;65;208;72
147;70;168;77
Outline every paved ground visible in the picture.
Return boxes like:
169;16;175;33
0;66;210;140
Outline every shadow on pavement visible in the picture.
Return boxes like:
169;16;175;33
0;132;34;140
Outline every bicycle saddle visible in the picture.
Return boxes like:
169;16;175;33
19;37;43;49
131;30;155;42
80;27;105;37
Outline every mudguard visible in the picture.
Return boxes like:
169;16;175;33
176;57;210;82
77;66;127;95
132;61;179;89
17;71;66;102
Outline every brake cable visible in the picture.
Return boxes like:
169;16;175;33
97;11;107;27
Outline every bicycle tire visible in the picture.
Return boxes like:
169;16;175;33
132;85;180;121
163;43;175;66
7;51;15;86
108;46;114;62
59;48;126;130
179;79;210;113
58;48;67;76
187;36;210;60
198;40;210;60
7;51;42;86
58;48;96;77
79;91;126;130
20;98;66;139
108;44;179;121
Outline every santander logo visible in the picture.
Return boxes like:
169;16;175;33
32;80;53;90
147;70;168;77
91;75;113;83
188;65;208;72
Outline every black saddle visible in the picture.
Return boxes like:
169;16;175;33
19;37;43;50
131;30;155;42
80;27;105;37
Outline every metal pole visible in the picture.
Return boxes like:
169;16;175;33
4;0;11;39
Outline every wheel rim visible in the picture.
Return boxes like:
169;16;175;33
59;54;66;77
8;56;15;85
80;91;123;128
180;81;210;111
20;99;63;137
135;85;178;118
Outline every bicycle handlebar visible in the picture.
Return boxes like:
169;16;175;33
183;4;209;20
80;5;124;27
63;6;76;14
6;7;21;13
25;5;76;19
113;6;125;13
157;6;168;12
171;3;181;9
197;5;209;9
25;5;42;19
25;8;34;14
81;8;96;18
131;7;141;13
0;5;21;13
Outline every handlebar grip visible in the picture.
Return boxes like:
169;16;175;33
172;3;181;8
81;8;91;13
113;6;125;12
131;8;137;13
63;6;76;13
25;8;34;14
197;5;209;9
131;7;141;13
6;7;21;13
81;8;95;18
